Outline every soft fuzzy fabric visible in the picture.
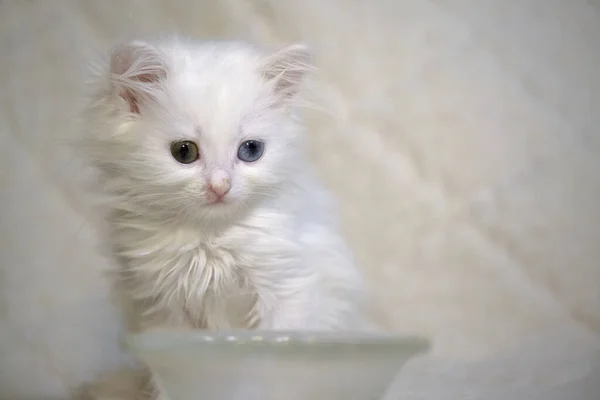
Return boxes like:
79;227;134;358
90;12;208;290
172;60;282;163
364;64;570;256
0;0;599;399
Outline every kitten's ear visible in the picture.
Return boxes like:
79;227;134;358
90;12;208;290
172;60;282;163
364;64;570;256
109;41;168;114
261;44;314;100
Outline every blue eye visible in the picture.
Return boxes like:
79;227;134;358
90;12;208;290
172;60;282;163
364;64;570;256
237;140;265;162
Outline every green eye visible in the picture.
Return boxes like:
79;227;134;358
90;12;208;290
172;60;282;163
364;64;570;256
170;140;200;164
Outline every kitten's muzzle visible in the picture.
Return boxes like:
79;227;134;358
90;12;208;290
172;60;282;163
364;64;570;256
207;170;231;200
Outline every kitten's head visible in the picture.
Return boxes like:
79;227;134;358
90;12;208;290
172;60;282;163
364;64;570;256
83;39;313;223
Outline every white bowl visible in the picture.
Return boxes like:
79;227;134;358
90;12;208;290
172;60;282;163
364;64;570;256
128;330;430;400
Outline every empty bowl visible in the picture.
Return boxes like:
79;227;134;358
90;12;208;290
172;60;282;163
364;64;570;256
128;330;429;400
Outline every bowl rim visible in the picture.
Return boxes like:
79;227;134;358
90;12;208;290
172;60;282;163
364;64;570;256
127;330;431;354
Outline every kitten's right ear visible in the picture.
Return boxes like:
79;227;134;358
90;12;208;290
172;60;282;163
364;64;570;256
109;41;168;114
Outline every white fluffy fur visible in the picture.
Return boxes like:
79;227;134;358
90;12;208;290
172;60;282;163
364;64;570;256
2;1;600;399
81;38;368;333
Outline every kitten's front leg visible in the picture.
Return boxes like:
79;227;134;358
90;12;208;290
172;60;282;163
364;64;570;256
260;296;313;331
257;276;333;331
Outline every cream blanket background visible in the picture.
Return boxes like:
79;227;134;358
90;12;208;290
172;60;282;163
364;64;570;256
1;0;599;399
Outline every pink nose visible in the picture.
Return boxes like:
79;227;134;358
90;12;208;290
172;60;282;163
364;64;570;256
207;170;231;198
208;183;230;197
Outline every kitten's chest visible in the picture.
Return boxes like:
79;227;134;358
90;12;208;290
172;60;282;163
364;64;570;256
182;241;259;329
116;212;301;330
121;228;260;330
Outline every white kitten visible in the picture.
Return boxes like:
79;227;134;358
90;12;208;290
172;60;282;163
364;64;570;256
80;37;369;334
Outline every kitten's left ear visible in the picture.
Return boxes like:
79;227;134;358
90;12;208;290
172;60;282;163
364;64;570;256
260;44;314;100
